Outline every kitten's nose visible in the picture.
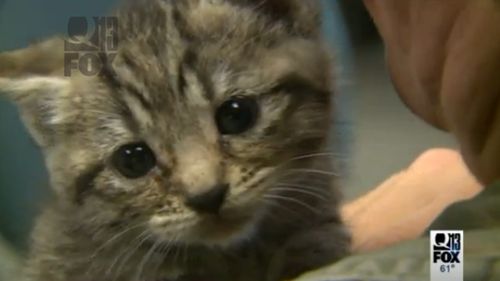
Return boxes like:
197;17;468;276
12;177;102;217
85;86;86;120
185;184;229;214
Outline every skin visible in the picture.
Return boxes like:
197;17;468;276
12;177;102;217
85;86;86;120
344;1;500;252
363;0;500;185
344;149;482;253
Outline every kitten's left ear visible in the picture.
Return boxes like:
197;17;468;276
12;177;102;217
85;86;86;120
235;0;322;36
0;38;73;147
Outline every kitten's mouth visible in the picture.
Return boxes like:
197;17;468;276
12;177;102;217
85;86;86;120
185;186;269;245
191;207;257;243
146;212;254;253
150;187;269;246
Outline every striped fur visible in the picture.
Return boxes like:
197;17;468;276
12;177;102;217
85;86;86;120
0;1;350;280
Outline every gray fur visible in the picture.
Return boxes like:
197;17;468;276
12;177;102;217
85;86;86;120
0;1;350;280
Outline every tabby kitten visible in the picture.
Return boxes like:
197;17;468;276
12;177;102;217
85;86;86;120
0;0;350;280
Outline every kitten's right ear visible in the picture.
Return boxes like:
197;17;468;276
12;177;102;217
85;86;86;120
0;37;73;147
0;76;71;147
0;37;66;78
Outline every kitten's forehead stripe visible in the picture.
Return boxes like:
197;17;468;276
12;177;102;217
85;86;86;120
117;48;160;110
100;64;137;132
100;60;153;131
100;60;151;112
194;66;216;101
181;49;215;101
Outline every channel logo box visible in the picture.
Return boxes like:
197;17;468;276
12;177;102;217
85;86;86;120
430;230;463;281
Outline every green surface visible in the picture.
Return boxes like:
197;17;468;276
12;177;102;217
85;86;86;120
430;183;500;231
296;186;500;281
298;228;500;281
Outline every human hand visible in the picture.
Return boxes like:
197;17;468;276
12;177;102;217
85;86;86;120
343;149;482;253
363;0;500;185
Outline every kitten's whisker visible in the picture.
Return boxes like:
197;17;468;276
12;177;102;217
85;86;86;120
90;222;145;259
271;186;329;202
288;152;339;162
258;198;306;222
280;175;332;187
263;194;319;214
274;182;331;195
173;236;183;265
163;237;177;259
135;237;160;281
106;239;140;278
86;223;146;277
182;241;189;265
287;168;339;177
151;247;166;280
152;235;179;279
111;230;151;281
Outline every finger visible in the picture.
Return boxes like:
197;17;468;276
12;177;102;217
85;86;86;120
343;149;483;253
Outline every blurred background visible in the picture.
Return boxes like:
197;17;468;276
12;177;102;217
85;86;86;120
0;0;457;275
333;1;456;200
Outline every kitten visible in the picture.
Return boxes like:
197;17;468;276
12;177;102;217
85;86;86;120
0;0;350;280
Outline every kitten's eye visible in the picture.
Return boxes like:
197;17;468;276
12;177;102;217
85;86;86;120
216;97;259;135
112;142;156;179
